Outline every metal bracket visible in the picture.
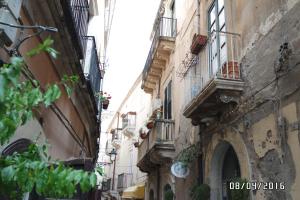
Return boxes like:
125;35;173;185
219;93;239;104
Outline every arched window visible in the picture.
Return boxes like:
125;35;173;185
163;184;173;200
1;138;33;156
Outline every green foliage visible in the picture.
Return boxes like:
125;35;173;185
95;166;104;176
229;178;250;200
26;37;59;59
177;144;199;165
190;183;210;200
0;144;96;199
0;38;97;198
62;75;79;97
164;189;174;200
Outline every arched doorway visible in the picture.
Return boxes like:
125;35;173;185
222;146;240;200
210;141;241;200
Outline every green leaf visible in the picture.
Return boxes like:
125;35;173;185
44;84;61;107
1;166;15;181
89;173;97;187
64;84;73;97
0;74;6;99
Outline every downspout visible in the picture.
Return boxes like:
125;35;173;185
195;0;205;186
157;167;161;200
196;0;200;35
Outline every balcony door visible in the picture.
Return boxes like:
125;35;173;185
164;81;172;120
208;0;227;77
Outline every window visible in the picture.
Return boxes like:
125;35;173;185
208;0;226;76
122;112;136;129
164;81;172;119
170;0;175;19
117;173;124;189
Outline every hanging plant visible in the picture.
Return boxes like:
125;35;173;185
139;127;149;139
190;183;210;200
177;144;199;165
133;142;139;147
146;120;155;129
96;92;111;109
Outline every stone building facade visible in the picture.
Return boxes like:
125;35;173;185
138;0;300;199
102;75;151;199
0;0;105;198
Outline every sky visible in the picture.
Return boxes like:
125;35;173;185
101;0;160;131
97;0;160;162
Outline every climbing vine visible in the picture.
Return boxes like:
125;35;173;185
0;38;97;199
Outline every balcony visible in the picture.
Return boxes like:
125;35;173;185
61;0;89;59
111;138;121;149
141;17;177;94
183;31;244;127
121;112;136;137
137;119;175;173
117;173;133;191
83;36;102;110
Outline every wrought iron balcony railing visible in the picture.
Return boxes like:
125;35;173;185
185;31;242;104
61;0;89;59
83;36;102;110
142;17;177;81
137;119;175;168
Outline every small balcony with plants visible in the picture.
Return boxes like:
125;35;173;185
141;17;177;94
83;36;103;111
111;129;121;149
121;112;136;137
183;31;244;127
137;118;175;173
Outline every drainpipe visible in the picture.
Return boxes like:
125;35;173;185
196;0;200;35
157;167;161;200
198;124;205;186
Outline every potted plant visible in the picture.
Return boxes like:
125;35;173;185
190;33;208;55
99;92;111;110
177;144;199;165
139;127;149;139
146;120;155;129
221;61;240;79
190;183;210;200
133;142;139;147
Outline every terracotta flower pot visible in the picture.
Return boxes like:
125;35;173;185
190;34;208;55
146;121;154;129
134;142;139;147
102;99;109;109
221;61;240;79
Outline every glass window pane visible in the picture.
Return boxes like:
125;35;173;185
210;6;216;25
218;0;224;12
210;22;217;33
220;46;227;66
218;10;225;30
220;34;226;47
